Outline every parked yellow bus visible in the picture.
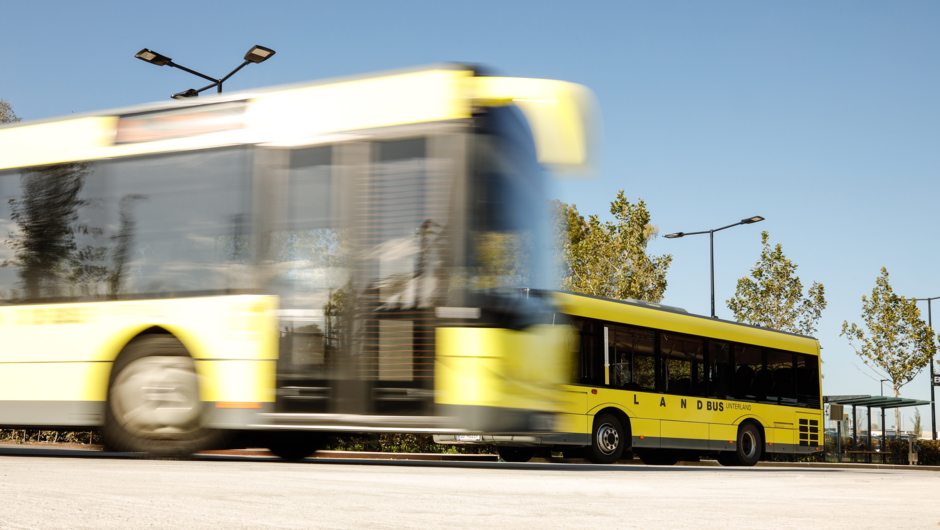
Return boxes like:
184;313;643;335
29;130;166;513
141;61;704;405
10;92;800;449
0;65;597;458
438;291;823;466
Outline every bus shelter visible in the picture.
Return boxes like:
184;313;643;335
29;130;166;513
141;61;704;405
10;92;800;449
824;395;932;463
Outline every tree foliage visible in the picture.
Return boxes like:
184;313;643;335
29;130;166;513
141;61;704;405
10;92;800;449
553;191;672;302
0;99;21;124
726;231;826;336
841;267;936;398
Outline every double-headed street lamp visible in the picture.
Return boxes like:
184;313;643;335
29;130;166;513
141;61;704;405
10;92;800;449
135;45;276;100
664;216;764;318
914;296;939;440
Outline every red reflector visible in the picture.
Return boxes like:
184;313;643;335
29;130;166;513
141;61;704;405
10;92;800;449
769;442;773;445
216;402;262;409
816;447;819;450
639;436;645;439
591;389;598;394
729;441;733;444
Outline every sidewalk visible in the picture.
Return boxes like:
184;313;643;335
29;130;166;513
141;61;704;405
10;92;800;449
2;441;938;470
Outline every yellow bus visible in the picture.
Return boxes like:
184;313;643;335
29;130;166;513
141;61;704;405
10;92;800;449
0;65;597;458
438;291;823;466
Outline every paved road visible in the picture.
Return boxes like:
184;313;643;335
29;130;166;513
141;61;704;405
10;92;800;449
0;448;937;528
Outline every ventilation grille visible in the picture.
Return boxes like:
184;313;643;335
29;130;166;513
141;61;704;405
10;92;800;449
799;418;819;447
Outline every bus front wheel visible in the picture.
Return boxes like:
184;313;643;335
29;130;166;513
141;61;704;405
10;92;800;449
103;336;221;457
587;413;625;464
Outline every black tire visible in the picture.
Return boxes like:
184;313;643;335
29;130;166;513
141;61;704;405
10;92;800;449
719;423;763;467
498;447;536;463
587;413;626;464
635;449;680;466
267;432;327;461
735;423;763;466
103;336;223;457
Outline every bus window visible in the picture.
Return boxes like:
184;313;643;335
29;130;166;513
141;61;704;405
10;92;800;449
765;349;796;405
733;345;763;401
796;354;821;408
0;148;252;303
573;317;603;386
707;341;733;399
660;332;704;397
610;325;655;391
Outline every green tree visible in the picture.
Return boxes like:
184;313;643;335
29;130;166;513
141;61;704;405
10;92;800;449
841;267;937;436
0;99;21;124
726;231;826;335
553;191;672;302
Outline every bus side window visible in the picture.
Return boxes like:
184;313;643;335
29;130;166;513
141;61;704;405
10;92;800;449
574;317;603;386
796;354;821;408
707;341;732;400
765;349;795;405
660;332;704;397
733;345;763;401
610;325;654;391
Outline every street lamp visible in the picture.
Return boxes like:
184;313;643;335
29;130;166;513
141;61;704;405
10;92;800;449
914;296;939;440
134;45;276;100
663;216;764;318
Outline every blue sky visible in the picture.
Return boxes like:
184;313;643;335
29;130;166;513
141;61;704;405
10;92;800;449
3;1;939;431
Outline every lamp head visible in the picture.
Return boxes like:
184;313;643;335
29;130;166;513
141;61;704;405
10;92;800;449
135;48;172;66
741;216;765;224
171;89;199;100
244;45;276;64
663;232;684;239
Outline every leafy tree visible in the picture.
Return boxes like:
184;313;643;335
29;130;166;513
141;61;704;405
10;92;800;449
841;267;937;436
726;231;826;335
0;99;21;124
553;191;672;302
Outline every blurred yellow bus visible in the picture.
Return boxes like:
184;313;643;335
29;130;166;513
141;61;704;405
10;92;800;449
437;291;823;466
0;65;597;458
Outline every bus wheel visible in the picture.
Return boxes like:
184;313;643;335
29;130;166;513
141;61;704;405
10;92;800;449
267;432;326;461
498;447;535;463
587;413;625;464
635;449;680;466
103;336;220;457
721;423;763;467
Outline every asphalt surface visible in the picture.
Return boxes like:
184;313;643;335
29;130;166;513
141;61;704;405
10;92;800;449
0;446;937;528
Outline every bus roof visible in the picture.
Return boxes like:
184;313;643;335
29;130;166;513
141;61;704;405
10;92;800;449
553;290;820;355
0;64;599;175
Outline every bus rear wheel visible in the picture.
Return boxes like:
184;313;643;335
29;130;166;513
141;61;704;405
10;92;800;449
587;413;625;464
718;423;763;467
103;336;221;457
498;447;535;463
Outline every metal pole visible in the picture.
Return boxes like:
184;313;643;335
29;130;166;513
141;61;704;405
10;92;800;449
881;407;886;458
852;405;857;462
709;230;715;318
930;300;937;440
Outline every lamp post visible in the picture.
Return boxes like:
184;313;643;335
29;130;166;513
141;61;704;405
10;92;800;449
134;45;276;100
663;216;764;318
914;296;939;440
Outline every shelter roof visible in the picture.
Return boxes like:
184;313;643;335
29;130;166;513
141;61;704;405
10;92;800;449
824;395;932;408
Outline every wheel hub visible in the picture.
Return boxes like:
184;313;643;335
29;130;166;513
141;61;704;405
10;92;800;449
596;423;620;455
110;356;203;440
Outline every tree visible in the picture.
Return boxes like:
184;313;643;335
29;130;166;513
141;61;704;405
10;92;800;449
0;99;21;124
841;267;937;436
726;231;826;336
553;191;672;302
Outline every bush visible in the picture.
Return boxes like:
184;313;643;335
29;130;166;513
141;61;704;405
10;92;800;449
324;434;493;454
0;429;101;445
